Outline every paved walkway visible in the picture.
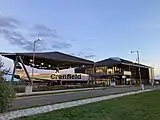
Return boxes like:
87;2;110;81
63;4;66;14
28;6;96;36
0;89;153;120
12;86;141;110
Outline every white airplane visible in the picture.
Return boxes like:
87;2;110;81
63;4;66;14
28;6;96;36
14;65;91;84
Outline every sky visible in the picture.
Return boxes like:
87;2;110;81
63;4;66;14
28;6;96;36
0;0;160;77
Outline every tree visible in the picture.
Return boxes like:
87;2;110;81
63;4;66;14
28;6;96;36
0;60;15;113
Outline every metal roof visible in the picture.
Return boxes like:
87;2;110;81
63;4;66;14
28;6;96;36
0;52;152;69
0;51;94;69
95;57;152;68
110;57;121;61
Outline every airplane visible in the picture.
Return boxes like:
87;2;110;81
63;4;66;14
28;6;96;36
12;63;91;85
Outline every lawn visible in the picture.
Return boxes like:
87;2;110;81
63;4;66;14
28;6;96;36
16;90;160;120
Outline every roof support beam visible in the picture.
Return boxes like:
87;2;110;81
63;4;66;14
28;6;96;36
18;56;32;85
11;56;18;83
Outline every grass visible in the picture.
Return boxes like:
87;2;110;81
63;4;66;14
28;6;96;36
15;90;160;120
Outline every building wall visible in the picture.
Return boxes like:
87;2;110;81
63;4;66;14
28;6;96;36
85;64;126;85
148;68;155;84
75;64;151;85
140;67;150;84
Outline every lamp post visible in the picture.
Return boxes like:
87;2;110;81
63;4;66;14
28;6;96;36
31;38;41;84
130;50;143;90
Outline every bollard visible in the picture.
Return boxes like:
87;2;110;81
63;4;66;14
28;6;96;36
141;84;144;90
25;85;33;94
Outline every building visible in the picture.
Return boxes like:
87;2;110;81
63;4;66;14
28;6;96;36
0;51;94;85
1;52;155;86
75;57;154;85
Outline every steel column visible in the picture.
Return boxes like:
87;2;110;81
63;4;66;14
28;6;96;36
11;56;18;83
18;56;32;85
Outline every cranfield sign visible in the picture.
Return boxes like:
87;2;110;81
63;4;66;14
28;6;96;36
51;73;82;80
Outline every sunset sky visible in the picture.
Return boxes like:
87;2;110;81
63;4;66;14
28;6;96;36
0;0;160;77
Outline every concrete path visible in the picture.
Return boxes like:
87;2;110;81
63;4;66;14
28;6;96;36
0;89;154;120
11;86;155;110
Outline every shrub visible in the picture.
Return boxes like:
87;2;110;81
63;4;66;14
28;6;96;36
0;60;15;113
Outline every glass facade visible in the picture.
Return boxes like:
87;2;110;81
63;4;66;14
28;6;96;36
84;64;150;85
93;66;123;75
85;68;94;75
84;65;123;85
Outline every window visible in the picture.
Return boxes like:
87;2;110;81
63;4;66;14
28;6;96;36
85;68;93;75
95;66;107;74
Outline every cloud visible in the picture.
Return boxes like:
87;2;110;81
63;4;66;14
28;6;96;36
0;15;31;50
30;24;60;38
0;15;21;29
76;52;96;58
0;29;24;45
52;42;72;49
84;54;96;58
0;15;72;51
77;52;85;57
6;31;26;45
76;48;96;58
0;29;45;51
23;40;46;51
29;24;71;50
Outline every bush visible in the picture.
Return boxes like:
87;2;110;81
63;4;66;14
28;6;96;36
0;61;15;113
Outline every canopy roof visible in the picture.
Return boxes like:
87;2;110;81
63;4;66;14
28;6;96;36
0;51;94;70
95;57;152;68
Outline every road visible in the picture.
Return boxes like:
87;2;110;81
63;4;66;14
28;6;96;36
10;85;157;110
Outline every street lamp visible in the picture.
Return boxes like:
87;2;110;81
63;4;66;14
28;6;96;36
130;50;143;89
31;38;41;81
